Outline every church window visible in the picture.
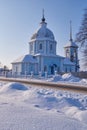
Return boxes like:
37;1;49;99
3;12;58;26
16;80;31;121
66;48;69;57
57;67;60;72
44;65;47;72
39;43;42;50
50;44;53;51
65;67;67;72
74;50;76;57
71;55;74;62
74;52;76;57
70;68;72;72
16;66;18;72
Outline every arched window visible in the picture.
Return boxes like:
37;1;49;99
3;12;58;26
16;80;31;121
74;50;76;57
65;67;67;72
70;68;72;72
39;43;42;50
16;66;18;72
71;55;74;62
44;65;47;72
57;67;60;72
66;48;69;57
50;44;52;51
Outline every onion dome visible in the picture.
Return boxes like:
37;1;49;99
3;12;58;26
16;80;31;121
31;10;55;40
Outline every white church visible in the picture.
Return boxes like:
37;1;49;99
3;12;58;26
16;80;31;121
12;12;79;76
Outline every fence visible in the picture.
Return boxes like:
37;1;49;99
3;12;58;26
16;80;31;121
71;72;87;79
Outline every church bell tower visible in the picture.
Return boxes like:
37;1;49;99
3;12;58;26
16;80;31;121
64;21;79;72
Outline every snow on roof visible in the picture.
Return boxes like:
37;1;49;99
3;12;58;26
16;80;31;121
31;27;55;40
12;54;38;64
30;20;55;41
63;58;75;65
64;40;78;48
34;53;64;58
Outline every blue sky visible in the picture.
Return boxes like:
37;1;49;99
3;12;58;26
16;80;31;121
0;0;87;68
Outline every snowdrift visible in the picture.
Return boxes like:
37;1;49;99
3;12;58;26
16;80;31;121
47;74;63;82
0;82;28;93
47;73;87;83
62;73;80;82
0;82;87;129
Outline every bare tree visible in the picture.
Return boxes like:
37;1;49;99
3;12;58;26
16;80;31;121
76;9;87;67
81;45;87;66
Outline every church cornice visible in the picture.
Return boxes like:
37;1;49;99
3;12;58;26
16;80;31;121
29;38;57;43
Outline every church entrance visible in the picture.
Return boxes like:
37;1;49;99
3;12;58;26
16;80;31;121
50;64;57;75
51;66;54;74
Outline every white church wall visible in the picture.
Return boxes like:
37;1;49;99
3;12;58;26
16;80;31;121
21;62;38;75
63;65;75;72
42;56;61;75
33;39;57;55
12;63;22;76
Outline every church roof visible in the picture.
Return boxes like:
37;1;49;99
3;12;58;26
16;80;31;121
30;11;55;41
64;21;78;48
34;53;64;58
63;58;75;65
31;26;55;40
64;40;78;48
12;54;38;64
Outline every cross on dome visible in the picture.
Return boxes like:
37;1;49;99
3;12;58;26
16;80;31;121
70;20;73;41
42;9;45;22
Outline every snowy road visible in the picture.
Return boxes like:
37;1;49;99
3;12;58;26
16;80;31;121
0;77;87;93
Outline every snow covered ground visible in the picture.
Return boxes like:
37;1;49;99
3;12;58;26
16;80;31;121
47;73;87;83
0;73;87;130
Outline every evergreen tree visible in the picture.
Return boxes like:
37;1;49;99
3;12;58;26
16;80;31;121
76;9;87;67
